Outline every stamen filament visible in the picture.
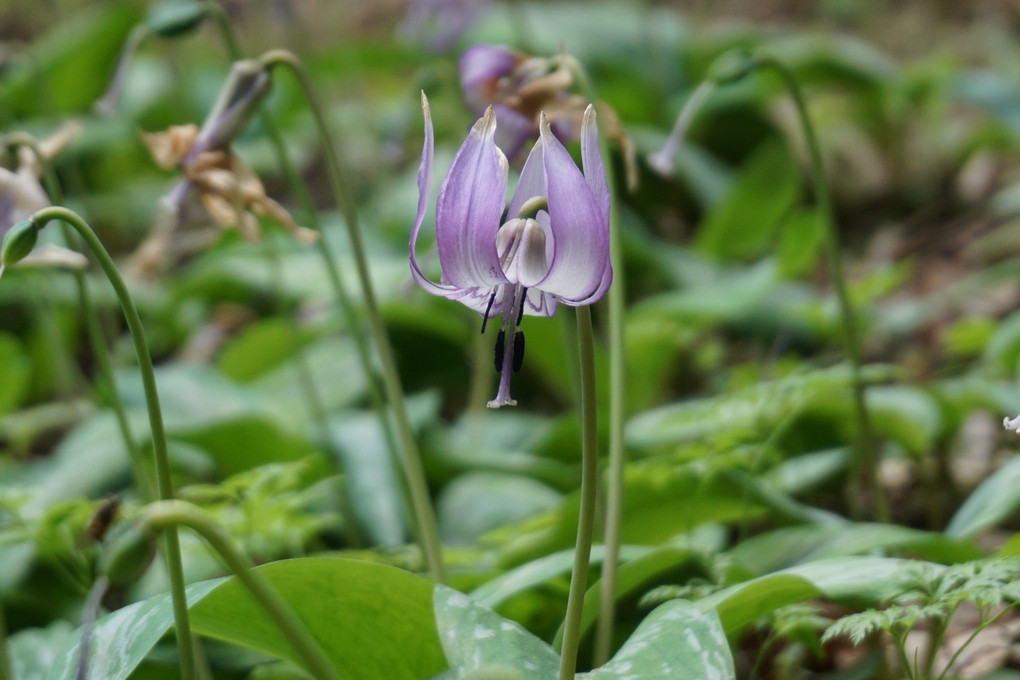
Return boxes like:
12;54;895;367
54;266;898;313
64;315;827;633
481;288;498;334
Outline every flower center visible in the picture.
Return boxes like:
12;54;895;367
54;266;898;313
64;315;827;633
495;217;547;284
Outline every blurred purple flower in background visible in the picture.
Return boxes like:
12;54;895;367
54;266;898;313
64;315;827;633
401;0;488;52
458;44;586;159
410;94;611;407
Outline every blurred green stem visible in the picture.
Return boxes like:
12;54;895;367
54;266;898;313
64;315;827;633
5;134;154;502
261;239;365;547
140;501;341;680
557;306;599;680
685;52;885;522
28;207;196;680
0;602;10;680
567;57;627;665
749;55;885;522
260;49;446;584
203;10;398;546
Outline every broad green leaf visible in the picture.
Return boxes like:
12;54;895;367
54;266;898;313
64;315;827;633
698;557;944;633
946;454;1020;539
695;139;801;261
172;416;318;478
728;523;981;575
436;587;735;680
699;574;820;635
329;411;407;546
438;473;562;547
47;558;444;680
473;546;655;608
116;365;255;430
2;5;140;115
434;585;560;679
776;207;824;278
552;547;705;650
585;601;734;680
626;364;894;448
19;411;146;517
762;447;848;495
0;333;30;417
496;465;763;566
630;260;780;328
46;579;223;680
189;558;445;680
841;385;943;456
251;336;367;429
217;318;310;383
8;621;75;680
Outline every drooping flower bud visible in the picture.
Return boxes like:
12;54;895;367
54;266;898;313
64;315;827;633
0;219;39;267
190;60;272;158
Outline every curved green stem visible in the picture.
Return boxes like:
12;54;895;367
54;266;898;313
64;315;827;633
262;238;365;547
678;52;884;521
201;1;244;60
0;602;10;680
557;306;600;680
4;135;153;502
196;11;395;546
567;57;627;665
140;500;341;680
28;206;196;680
259;49;445;584
750;55;885;522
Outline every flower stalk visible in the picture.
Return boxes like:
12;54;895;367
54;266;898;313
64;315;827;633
139;500;342;680
557;305;600;680
3;134;154;502
7;207;197;680
563;57;627;664
260;49;446;584
753;55;884;522
124;8;386;545
663;51;885;521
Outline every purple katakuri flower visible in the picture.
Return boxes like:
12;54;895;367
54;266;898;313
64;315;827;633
410;93;611;407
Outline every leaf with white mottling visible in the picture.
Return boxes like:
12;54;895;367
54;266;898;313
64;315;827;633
8;622;75;680
45;579;223;680
583;601;735;680
433;585;559;680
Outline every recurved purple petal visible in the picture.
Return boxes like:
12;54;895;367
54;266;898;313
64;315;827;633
445;284;506;316
409;92;459;297
523;288;557;318
580;105;610;221
435;106;510;290
533;114;609;302
561;253;612;307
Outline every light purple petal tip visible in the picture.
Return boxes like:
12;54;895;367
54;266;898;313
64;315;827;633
410;92;459;297
533;113;610;303
435;106;510;290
